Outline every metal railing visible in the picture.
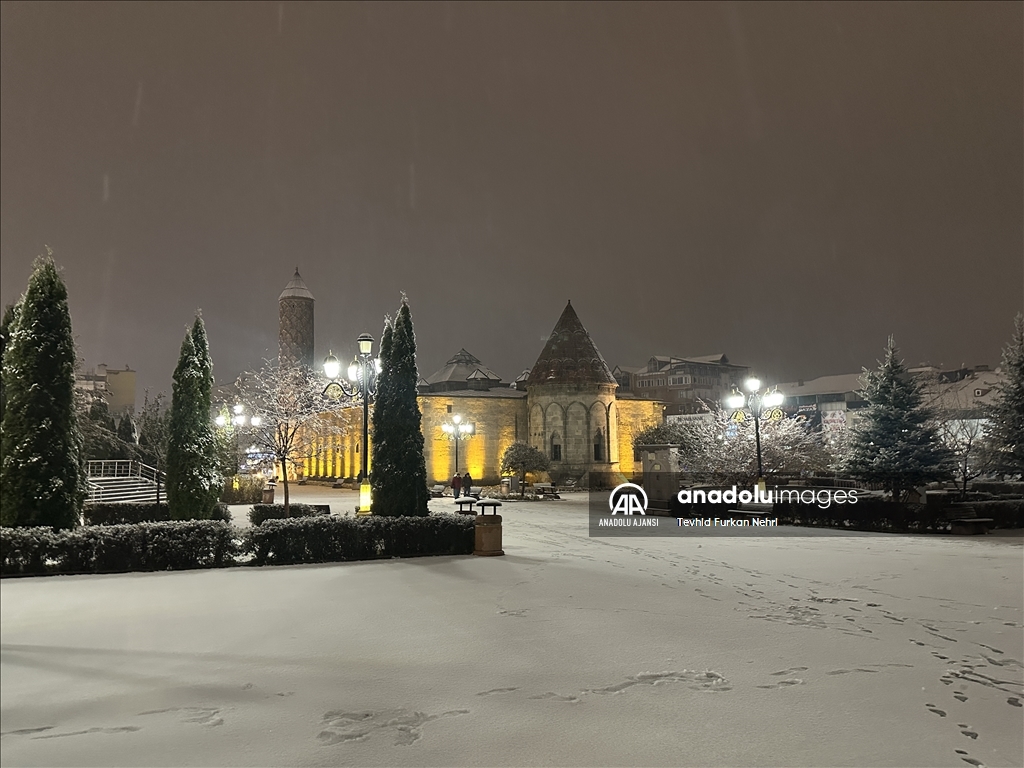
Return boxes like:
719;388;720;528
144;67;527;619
87;460;163;483
85;461;165;504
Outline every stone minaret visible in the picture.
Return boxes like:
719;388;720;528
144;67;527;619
278;269;315;368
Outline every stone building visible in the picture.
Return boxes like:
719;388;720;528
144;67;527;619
277;270;664;486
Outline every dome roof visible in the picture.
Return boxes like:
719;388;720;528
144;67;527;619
279;269;314;301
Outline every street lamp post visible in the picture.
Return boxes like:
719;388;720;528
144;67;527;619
323;333;378;514
441;414;474;475
726;377;785;491
215;403;260;474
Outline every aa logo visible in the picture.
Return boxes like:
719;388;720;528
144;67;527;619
609;483;648;515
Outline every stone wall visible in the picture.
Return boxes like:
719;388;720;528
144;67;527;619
420;393;529;485
615;398;666;479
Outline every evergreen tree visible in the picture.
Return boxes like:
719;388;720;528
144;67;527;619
137;391;171;503
116;413;138;457
165;316;219;519
844;337;953;500
79;393;121;460
985;313;1024;475
0;301;22;426
191;312;214;407
0;253;84;528
392;300;429;514
370;317;397;510
371;299;428;516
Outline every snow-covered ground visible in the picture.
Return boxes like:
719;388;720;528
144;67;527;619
2;492;1022;767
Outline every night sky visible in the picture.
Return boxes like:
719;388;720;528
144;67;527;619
2;2;1021;399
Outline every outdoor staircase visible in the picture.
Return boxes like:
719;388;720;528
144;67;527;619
86;460;165;504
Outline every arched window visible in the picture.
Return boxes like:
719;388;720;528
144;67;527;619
593;429;604;462
550;432;562;462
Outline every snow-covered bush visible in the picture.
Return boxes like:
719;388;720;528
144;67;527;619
84;502;171;525
84;502;230;526
1;520;237;576
244;513;474;566
247;503;324;526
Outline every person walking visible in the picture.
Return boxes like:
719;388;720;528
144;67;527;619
451;472;462;499
463;471;473;498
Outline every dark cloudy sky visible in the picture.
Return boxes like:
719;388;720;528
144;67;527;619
2;1;1021;398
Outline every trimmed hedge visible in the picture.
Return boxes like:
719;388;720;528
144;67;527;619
248;503;327;526
84;502;231;525
245;514;475;566
773;498;1024;531
84;502;170;525
1;520;237;576
970;481;1024;497
3;513;476;576
969;499;1024;529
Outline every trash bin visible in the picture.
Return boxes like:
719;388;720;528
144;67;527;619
500;478;511;495
474;515;504;556
262;487;275;504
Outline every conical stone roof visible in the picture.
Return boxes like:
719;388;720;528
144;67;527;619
528;301;616;388
279;269;314;301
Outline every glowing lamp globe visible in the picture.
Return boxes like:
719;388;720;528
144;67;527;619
323;352;341;381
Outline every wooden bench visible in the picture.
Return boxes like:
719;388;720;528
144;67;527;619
533;483;560;499
950;518;994;535
465;486;483;500
429;484;446;498
734;507;775;521
477;500;502;515
455;499;476;515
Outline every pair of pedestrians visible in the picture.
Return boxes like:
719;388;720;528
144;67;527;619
451;471;473;499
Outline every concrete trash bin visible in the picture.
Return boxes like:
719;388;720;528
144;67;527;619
262;488;275;504
474;515;504;556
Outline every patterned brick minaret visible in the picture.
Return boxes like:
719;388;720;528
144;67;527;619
278;269;314;368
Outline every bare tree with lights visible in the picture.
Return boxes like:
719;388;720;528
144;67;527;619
634;404;829;485
236;362;346;514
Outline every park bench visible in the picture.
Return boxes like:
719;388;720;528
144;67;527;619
465;486;483;500
533;483;560;499
429;484;446;498
561;479;578;491
733;504;775;521
949;518;994;535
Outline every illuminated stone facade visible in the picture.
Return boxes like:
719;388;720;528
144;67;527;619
279;272;665;485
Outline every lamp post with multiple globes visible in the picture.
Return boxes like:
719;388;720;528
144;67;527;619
214;403;262;474
441;414;474;476
725;377;785;491
323;333;379;514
